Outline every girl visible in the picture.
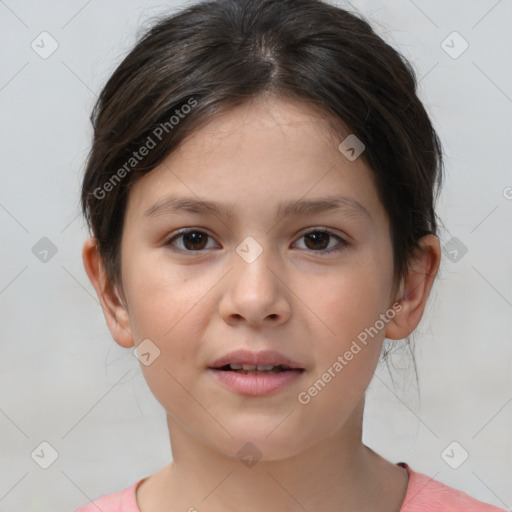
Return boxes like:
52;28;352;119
77;0;506;510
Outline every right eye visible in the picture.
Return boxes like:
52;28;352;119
164;229;218;252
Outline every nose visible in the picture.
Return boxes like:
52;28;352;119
218;245;292;327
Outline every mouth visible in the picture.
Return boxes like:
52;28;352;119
213;363;305;375
208;364;305;396
208;349;306;373
207;349;306;395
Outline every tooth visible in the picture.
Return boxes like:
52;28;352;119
256;364;275;371
229;364;243;370
241;364;257;370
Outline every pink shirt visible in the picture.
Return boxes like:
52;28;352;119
73;462;507;511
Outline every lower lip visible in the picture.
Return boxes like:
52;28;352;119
208;369;304;396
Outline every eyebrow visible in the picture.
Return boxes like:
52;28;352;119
143;194;371;221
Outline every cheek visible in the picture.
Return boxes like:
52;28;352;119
304;253;392;379
313;264;389;337
298;273;387;417
125;271;212;415
125;253;212;342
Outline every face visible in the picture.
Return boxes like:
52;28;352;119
114;96;400;460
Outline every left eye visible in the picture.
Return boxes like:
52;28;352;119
164;228;348;255
293;229;348;255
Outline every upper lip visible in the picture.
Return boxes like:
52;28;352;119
209;349;305;369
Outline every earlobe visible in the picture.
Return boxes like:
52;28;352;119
385;234;441;341
82;237;134;348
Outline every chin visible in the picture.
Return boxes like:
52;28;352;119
210;429;315;464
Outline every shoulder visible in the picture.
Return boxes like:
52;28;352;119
398;462;507;512
72;478;145;512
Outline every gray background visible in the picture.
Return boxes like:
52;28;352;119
0;0;511;511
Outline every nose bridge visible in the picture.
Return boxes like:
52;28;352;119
233;235;277;297
221;235;289;324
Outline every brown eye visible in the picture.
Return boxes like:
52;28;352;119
164;228;349;256
165;230;215;251
303;231;330;250
294;229;349;256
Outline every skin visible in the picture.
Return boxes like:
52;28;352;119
83;95;441;512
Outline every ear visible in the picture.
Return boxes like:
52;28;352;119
385;234;441;340
82;236;134;348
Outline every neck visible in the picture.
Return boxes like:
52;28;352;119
139;398;408;512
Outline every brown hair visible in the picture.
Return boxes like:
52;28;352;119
80;0;444;381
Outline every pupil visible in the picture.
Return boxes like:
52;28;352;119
305;232;329;250
184;232;207;250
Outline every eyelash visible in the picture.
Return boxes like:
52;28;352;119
163;228;349;257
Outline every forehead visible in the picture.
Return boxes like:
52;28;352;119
182;95;349;157
124;95;385;226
